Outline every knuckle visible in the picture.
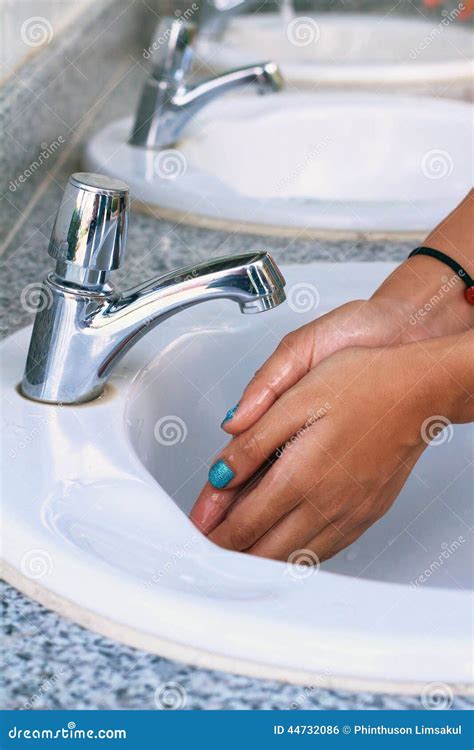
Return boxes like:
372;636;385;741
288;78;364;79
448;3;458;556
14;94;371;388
351;503;372;525
228;519;257;550
236;432;263;461
280;331;297;350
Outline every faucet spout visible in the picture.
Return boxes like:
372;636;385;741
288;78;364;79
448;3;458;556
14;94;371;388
174;61;283;111
20;173;286;405
21;244;286;405
101;252;286;336
129;18;282;150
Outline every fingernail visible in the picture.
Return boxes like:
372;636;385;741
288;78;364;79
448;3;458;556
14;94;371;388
221;403;239;428
208;459;235;489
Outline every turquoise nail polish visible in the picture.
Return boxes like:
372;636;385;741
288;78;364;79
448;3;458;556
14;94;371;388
209;459;235;489
221;403;239;427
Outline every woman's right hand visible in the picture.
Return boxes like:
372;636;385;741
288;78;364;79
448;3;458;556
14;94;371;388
224;188;474;436
220;296;410;435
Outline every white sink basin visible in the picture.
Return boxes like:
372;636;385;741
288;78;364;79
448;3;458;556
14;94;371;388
83;93;473;237
197;13;474;94
2;263;472;694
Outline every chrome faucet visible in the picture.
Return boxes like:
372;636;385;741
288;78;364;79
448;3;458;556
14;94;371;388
21;173;286;405
129;17;283;150
197;0;258;37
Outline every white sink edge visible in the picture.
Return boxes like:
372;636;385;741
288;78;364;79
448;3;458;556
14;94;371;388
197;13;474;86
83;93;473;235
2;263;472;690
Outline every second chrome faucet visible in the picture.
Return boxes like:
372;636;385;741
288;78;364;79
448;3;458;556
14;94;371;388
129;17;283;150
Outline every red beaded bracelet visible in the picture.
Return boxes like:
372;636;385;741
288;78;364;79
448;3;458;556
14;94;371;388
408;246;474;305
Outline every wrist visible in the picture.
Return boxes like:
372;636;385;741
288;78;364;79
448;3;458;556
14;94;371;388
395;332;474;427
372;254;474;343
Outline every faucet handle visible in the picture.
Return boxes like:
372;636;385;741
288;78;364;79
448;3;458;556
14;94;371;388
149;18;197;85
49;173;129;285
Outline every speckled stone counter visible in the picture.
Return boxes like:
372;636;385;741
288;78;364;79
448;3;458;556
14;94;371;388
2;142;473;712
1;3;473;713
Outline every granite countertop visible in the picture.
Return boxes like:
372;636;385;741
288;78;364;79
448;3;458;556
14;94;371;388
3;164;473;713
1;38;472;712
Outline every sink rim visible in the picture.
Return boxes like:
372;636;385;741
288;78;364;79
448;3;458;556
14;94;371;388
197;12;474;87
2;263;472;694
83;92;473;238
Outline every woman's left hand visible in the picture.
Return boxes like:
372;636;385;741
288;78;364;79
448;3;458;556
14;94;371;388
191;343;439;562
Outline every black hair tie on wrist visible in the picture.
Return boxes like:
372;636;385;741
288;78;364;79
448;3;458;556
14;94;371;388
408;246;474;305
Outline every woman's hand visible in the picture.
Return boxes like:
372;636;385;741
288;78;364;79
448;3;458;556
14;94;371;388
208;189;474;440
190;190;474;559
191;343;434;558
191;332;474;561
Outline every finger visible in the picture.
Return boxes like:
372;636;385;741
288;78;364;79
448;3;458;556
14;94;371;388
221;327;314;435
190;458;273;535
221;300;384;437
208;431;335;551
190;485;239;536
246;472;361;561
209;381;322;490
317;521;374;562
308;463;415;562
247;502;326;561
